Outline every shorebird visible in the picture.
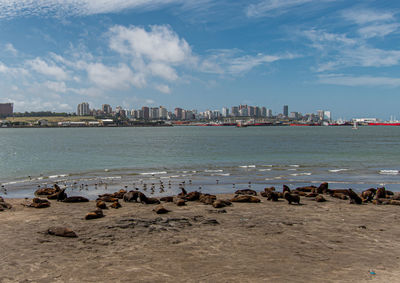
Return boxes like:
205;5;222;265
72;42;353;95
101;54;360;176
216;179;219;184
189;179;192;185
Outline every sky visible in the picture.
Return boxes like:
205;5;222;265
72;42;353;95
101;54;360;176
0;0;399;119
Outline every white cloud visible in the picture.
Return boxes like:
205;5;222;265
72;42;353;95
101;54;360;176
27;58;68;80
358;23;400;39
245;0;335;18
148;62;178;81
86;62;144;89
43;81;67;93
319;74;400;87
155;84;171;94
4;43;17;55
342;9;395;25
201;49;297;75
0;0;212;19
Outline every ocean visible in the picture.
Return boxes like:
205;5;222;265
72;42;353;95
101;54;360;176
1;126;399;198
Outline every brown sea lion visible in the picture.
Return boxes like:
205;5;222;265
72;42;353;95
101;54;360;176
282;185;291;194
110;201;121;209
63;196;89;203
235;189;257;196
29;198;51;208
305;192;319;198
35;187;58;196
153;205;170;214
331;192;348;200
199;194;217;205
177;187;187;197
283;192;300;205
123;191;140;202
85;208;104;220
376;187;386;199
230;195;260;203
212;199;232;208
328;189;349;196
348;189;362;205
315;195;326;202
317;182;328;194
96;200;107;209
361;190;375;202
264;187;275;193
389;200;400;206
295;186;316;193
47;227;77;238
292;191;307;196
184;191;201;201
97;195;118;202
160;196;174;202
175;199;186;206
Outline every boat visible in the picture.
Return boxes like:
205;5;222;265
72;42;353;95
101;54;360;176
352;121;358;130
368;122;400;126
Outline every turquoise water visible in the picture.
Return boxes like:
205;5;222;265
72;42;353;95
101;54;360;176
1;126;400;198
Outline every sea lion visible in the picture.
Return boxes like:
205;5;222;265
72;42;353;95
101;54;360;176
331;193;348;200
305;192;319;198
348;189;362;205
110;201;121;209
47;227;77;238
327;189;349;196
160;196;174;202
295;186;316;193
266;191;279;201
235;189;257;196
153;205;170;214
29;198;51;208
96;200;107;209
184;191;201;201
315;195;326;202
175;199;186;206
35;187;59;196
123;191;140;202
317;182;328;194
199;194;217;205
376;187;386;199
85;208;104;220
283;192;300;205
292;191;307;196
177;187;187;197
212;199;232;208
264;187;275;193
63;196;89;203
230;195;260;203
282;185;291;194
139;192;160;204
361;190;375;202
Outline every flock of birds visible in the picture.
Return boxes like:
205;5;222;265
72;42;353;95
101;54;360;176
0;177;256;197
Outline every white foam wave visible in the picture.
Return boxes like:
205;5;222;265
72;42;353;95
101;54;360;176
258;169;272;172
140;171;167;175
211;173;230;176
205;169;223;173
329;169;349;173
289;165;300;167
290;172;312;176
48;174;69;179
379;170;399;175
239;165;256;168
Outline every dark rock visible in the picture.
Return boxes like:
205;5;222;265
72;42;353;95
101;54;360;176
47;227;77;238
201;219;219;225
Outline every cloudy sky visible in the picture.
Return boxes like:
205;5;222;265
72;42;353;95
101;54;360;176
0;0;398;119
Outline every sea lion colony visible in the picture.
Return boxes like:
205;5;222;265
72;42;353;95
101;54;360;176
1;182;399;236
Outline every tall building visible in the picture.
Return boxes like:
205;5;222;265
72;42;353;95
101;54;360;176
324;111;332;122
0;103;13;117
222;107;229;117
261;107;267;117
317;110;324;121
239;107;248;116
102;104;112;115
248;106;255;117
283;105;288;117
174;108;183;120
77;102;90;116
267;109;273;117
159;106;168;120
150;107;159;120
142;107;149;120
231;106;239;117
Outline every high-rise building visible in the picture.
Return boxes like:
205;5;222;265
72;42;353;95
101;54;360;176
102;104;112;114
239;107;248;116
150;107;159;120
267;109;273;117
77;102;90;116
283;105;288;117
231;106;239;117
248;106;255;117
174;108;183;120
0;103;13;117
141;107;149;120
159;106;168;120
317;110;324;121
222;107;229;117
324;111;332;122
261;107;267;117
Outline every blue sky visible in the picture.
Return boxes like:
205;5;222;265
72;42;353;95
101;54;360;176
0;0;399;119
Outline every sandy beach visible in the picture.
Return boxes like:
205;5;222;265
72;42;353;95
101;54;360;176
1;190;400;283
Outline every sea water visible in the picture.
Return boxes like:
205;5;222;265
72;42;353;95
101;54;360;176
1;126;399;198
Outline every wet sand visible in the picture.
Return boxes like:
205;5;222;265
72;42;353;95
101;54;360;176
1;194;400;282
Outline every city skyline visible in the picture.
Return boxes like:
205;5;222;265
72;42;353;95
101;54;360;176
0;1;399;119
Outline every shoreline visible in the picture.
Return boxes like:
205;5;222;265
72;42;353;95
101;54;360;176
2;188;400;282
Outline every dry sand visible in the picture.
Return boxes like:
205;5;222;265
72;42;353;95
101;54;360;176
1;194;400;282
